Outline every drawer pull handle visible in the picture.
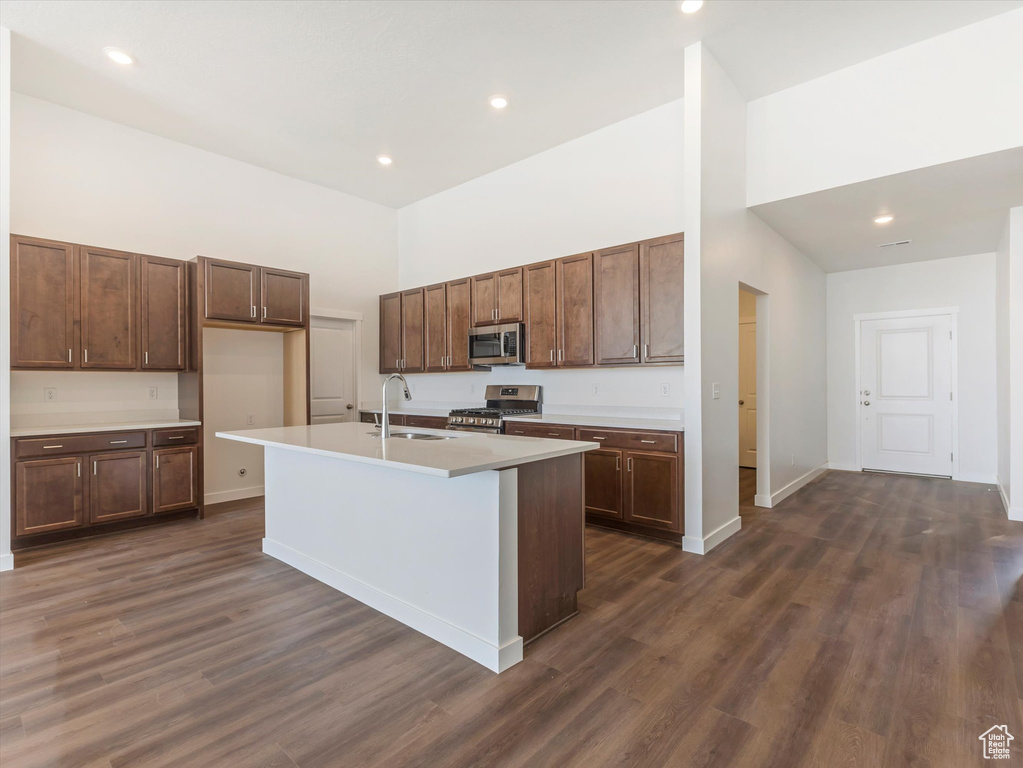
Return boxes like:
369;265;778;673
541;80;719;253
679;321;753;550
593;436;606;440
641;440;656;444
167;436;185;440
43;444;63;449
548;432;560;437
109;440;129;444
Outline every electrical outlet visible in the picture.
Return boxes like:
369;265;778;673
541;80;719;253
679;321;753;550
44;387;57;402
148;387;158;400
661;383;670;397
246;414;256;426
592;384;599;396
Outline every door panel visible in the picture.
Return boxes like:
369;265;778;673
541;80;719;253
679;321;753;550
89;451;147;523
141;255;187;370
524;261;556;368
624;451;679;530
310;316;357;422
446;278;472;371
11;236;76;368
594;244;640;365
425;283;448;372
401;288;425;373
15;457;84;536
557;253;594;366
80;247;137;369
584;449;623;520
153;447;199;513
860;315;953;476
260;268;306;326
379;292;402;373
204;259;258;322
496;268;523;323
472;273;497;326
640;234;684;363
739;320;757;468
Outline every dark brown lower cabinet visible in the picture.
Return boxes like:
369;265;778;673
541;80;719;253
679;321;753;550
623;451;678;530
583;449;624;521
15;456;84;536
153;447;199;513
90;451;147;524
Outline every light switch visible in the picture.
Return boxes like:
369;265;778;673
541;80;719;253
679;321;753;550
712;382;721;400
661;383;670;397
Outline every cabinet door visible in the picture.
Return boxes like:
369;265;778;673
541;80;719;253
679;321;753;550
11;236;76;369
141;255;187;370
153;447;198;513
471;272;497;326
496;268;523;323
524;261;556;368
445;278;472;371
260;267;306;326
556;253;594;366
401;288;425;373
379;292;403;374
584;449;623;520
624;451;679;531
204;258;258;322
641;234;684;363
424;283;448;372
594;244;640;365
80;247;138;369
89;451;147;524
15;457;84;536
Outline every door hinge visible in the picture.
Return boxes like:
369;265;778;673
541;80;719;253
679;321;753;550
950;452;953;461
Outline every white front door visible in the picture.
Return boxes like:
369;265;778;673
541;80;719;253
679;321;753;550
859;314;953;477
310;316;357;424
738;320;757;468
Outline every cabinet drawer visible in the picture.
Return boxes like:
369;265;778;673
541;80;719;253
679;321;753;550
360;412;378;425
402;415;449;430
152;427;199;446
576;428;678;453
505;422;576;440
15;431;147;459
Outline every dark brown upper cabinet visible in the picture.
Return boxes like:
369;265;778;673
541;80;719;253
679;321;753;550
400;288;425;373
524;261;557;368
556;253;594;366
140;255;187;370
471;267;522;326
79;246;137;370
640;233;684;364
11;235;75;369
89;451;148;524
379;291;403;374
260;267;306;326
445;278;472;372
593;244;640;365
204;258;259;323
424;283;448;373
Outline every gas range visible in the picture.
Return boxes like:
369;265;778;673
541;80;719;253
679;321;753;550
446;385;541;433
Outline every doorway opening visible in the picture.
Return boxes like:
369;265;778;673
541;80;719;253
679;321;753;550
738;288;759;511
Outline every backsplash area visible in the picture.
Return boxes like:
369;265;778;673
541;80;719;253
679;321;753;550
10;371;182;428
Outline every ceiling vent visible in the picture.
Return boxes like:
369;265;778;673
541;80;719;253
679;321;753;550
879;239;912;248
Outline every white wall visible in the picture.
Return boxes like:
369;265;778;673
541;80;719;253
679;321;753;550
826;253;998;483
0;26;12;571
684;42;828;553
395;100;686;414
10;94;398;401
746;9;1023;206
996;207;1023;520
202;329;283;504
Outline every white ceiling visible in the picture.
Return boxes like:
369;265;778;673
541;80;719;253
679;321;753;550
2;0;1019;207
750;148;1023;273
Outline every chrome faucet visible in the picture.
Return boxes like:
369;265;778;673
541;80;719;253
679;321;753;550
380;374;412;438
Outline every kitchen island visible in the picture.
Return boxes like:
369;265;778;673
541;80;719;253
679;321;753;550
217;422;597;672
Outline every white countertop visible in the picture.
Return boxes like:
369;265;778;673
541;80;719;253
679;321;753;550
504;413;685;432
11;419;202;438
217;422;598;478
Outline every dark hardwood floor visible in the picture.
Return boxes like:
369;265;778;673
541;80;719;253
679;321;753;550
1;470;1020;767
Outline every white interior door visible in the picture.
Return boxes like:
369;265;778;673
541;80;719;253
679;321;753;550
310;316;357;424
738;320;757;468
859;314;953;476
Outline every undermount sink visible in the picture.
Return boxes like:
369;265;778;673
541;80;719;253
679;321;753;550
367;431;454;441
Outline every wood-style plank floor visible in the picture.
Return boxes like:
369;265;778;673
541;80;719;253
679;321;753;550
1;470;1020;767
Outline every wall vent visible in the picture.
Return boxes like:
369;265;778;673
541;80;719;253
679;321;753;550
879;239;912;248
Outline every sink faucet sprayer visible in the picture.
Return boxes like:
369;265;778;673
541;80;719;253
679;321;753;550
380;374;412;438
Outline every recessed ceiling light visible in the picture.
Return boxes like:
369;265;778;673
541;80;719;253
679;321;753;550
679;0;704;13
489;96;508;109
103;47;134;65
874;215;894;224
377;155;393;166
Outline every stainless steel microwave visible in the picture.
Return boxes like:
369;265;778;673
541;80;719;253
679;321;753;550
468;323;524;366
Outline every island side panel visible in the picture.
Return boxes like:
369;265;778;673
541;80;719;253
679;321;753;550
261;445;523;672
516;453;584;643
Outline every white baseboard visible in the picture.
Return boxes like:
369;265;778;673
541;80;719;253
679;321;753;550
262;538;522;673
754;493;772;508
997;482;1010;513
771;463;829;507
683;515;741;555
955;472;999;485
827;461;859;472
204;485;265;505
0;552;13;572
1010;506;1023;523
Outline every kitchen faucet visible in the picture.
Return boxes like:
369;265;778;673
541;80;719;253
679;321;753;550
380;373;412;438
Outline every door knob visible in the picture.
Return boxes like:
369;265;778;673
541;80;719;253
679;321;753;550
739;400;745;406
863;400;871;406
863;390;871;396
346;404;353;410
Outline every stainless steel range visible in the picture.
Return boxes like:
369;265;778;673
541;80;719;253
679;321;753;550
446;385;542;433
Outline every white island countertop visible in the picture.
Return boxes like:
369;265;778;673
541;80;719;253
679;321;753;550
217;422;598;478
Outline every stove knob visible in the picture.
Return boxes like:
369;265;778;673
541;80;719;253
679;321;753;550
453;417;462;424
467;418;476;425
